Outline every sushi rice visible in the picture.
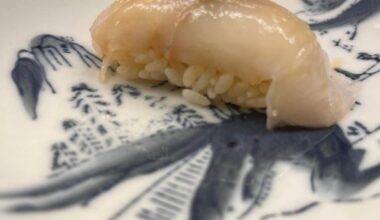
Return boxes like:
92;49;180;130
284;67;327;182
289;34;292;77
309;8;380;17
102;49;269;108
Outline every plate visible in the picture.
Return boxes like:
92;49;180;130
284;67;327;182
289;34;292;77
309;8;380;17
0;1;380;220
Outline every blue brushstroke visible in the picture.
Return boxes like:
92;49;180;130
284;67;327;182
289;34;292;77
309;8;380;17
0;111;379;220
11;56;44;119
11;34;101;120
303;0;345;12
335;52;380;81
309;0;380;30
5;34;380;219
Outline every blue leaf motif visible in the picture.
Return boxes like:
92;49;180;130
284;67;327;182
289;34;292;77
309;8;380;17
11;57;44;119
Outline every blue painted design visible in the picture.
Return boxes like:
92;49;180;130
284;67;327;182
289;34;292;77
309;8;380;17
161;104;207;128
112;84;142;105
346;121;380;145
4;34;380;220
11;55;46;119
262;190;380;220
110;152;201;220
303;0;345;12
336;52;380;81
308;0;380;30
1;112;380;219
332;38;354;52
50;82;123;172
11;34;101;119
260;201;320;220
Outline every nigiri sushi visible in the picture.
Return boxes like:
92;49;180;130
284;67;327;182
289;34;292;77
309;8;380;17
90;0;357;129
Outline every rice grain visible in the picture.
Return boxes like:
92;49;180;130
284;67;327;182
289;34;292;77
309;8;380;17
151;71;167;81
182;89;211;106
193;72;212;91
112;50;275;110
215;73;234;94
165;68;183;86
145;59;167;72
183;66;203;87
138;70;151;79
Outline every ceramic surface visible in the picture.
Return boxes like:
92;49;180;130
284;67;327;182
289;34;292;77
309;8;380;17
0;1;380;220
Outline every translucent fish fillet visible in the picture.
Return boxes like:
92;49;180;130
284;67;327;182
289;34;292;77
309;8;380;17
90;0;357;129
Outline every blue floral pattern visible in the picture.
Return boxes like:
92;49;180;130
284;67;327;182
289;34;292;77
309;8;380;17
2;1;380;219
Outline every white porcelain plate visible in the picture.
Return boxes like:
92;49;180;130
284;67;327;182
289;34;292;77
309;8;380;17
0;1;380;220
